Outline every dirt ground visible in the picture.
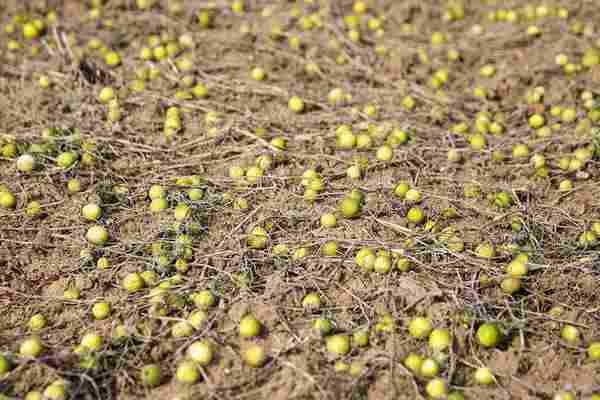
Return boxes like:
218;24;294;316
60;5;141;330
1;0;600;399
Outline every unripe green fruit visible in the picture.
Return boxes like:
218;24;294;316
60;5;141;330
553;391;576;400
528;114;545;128
501;277;521;294
405;189;422;202
174;203;191;221
140;364;161;386
0;354;11;375
27;314;47;331
187;310;208;329
394;182;410;198
99;87;115;103
251;67;266;81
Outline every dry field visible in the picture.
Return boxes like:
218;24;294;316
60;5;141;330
1;0;600;399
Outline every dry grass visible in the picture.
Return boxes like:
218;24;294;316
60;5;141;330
1;0;600;399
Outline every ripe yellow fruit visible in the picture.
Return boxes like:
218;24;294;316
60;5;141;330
23;22;40;39
104;51;121;66
187;341;213;365
474;367;495;385
251;67;266;81
428;328;452;351
288;96;305;113
175;361;199;384
86;225;109;245
326;335;350;355
239;315;262;338
19;336;44;357
16;154;35;173
122;272;145;293
408;317;432;339
82;204;102;221
99;87;116;103
81;332;103;351
243;344;267;367
426;378;448;399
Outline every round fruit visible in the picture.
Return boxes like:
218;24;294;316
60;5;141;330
81;332;103;351
82;204;102;221
187;341;213;366
92;302;111;320
404;353;424;374
420;358;440;378
339;197;360;218
243;344;267;367
122;272;145;293
140;364;161;386
326;335;350;356
561;325;580;343
408;317;432;339
428;329;452;351
239;315;262;338
0;191;16;209
19;336;44;358
175;361;199;384
86;225;108;245
588;342;600;360
28;314;47;331
288;96;305;113
426;378;448;399
474;367;495;385
0;354;11;375
476;323;501;347
16;154;35;172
